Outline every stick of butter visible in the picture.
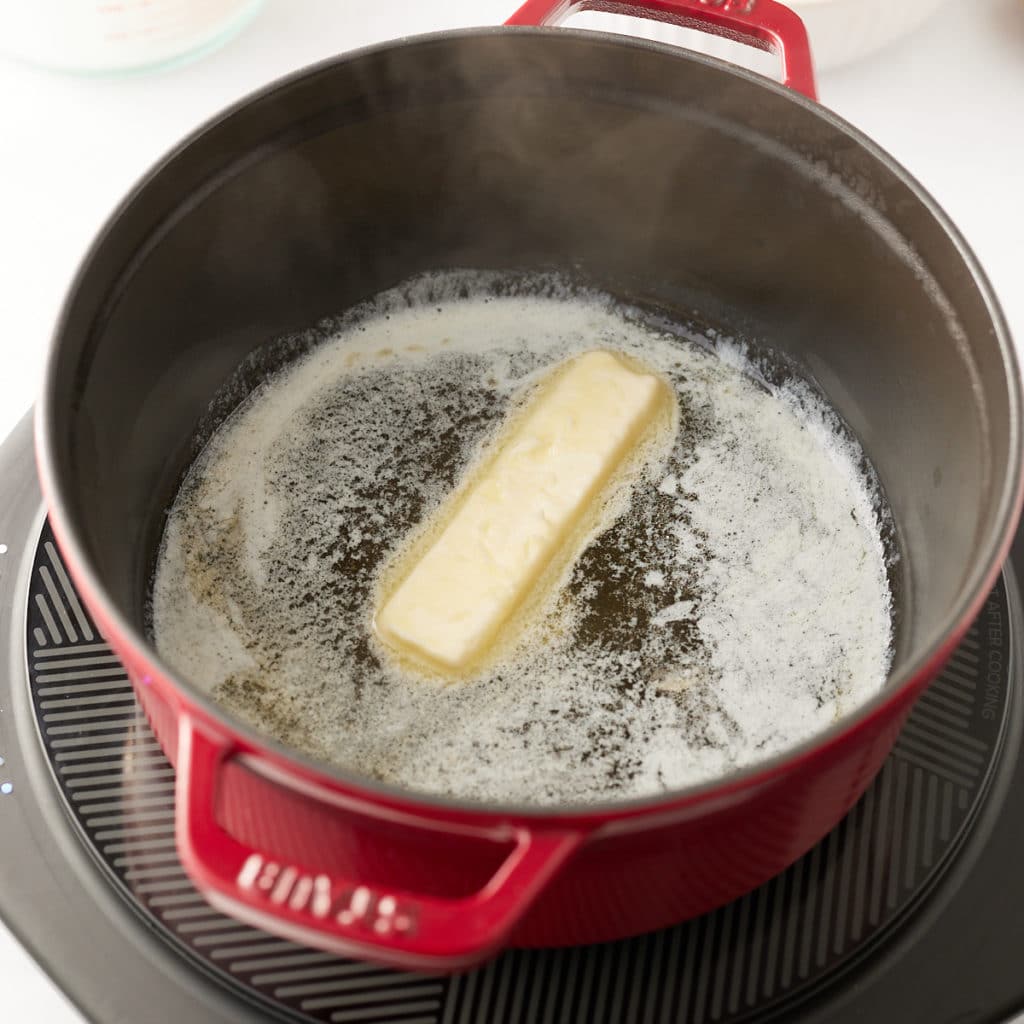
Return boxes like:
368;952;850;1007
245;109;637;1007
374;350;671;675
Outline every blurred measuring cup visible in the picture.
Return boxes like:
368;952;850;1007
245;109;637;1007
2;0;263;74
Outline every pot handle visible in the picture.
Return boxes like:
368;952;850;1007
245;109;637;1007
506;0;818;101
175;715;585;971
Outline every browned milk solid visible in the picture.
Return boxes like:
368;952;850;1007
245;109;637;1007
152;274;894;805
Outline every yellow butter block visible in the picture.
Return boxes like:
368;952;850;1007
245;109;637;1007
374;350;671;675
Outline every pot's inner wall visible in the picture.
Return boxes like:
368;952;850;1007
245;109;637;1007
50;31;1012;687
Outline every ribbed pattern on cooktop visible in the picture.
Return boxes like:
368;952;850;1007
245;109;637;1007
27;522;1012;1024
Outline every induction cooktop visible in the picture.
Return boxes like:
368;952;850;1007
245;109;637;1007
2;411;1023;1024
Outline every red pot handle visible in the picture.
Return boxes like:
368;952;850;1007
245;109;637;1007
174;715;585;971
506;0;818;101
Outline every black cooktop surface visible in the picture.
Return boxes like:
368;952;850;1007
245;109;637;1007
2;412;1023;1024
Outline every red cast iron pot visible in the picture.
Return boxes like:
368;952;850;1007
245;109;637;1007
36;0;1023;971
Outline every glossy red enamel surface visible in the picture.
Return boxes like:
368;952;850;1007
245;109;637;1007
35;1;1022;974
51;511;945;969
506;0;819;100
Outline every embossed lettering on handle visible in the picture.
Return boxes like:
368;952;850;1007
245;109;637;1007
237;854;421;936
175;716;586;970
698;0;758;14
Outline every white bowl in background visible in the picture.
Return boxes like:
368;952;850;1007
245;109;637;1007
568;0;950;74
791;0;950;70
0;0;263;74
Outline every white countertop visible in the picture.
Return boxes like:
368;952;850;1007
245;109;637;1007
1;1;1022;1020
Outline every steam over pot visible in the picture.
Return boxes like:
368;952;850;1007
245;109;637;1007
36;0;1022;970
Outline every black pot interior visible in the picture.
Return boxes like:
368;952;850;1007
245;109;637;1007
44;29;1017;705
